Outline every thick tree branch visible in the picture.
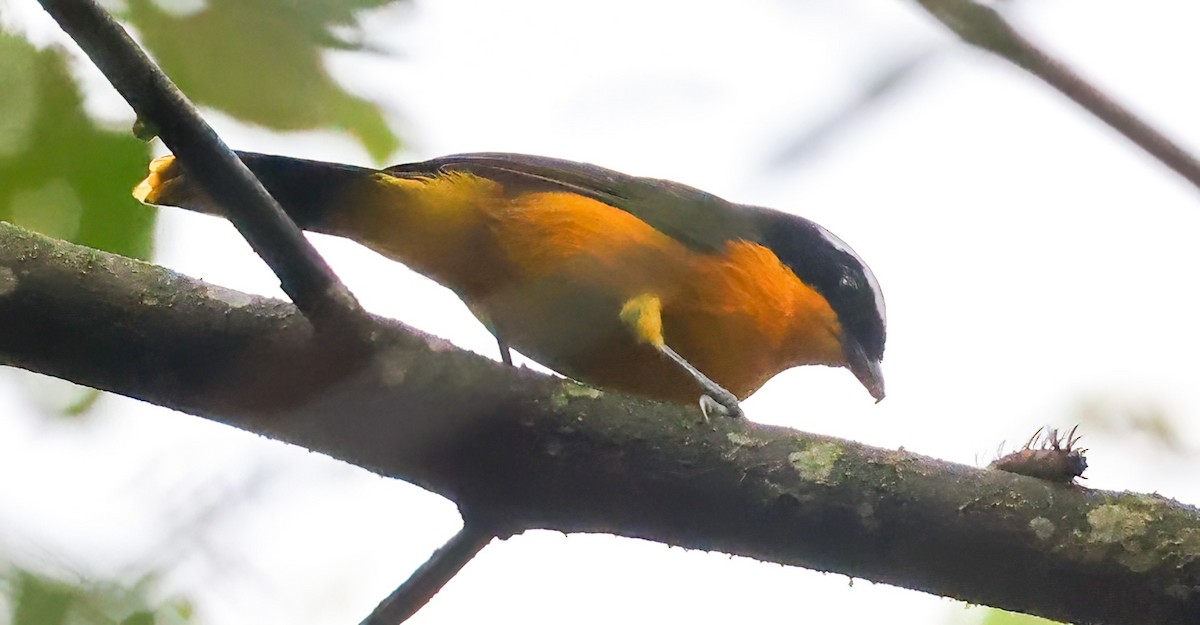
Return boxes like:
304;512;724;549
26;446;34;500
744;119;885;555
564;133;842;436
913;0;1200;192
35;0;368;335
1;222;1198;625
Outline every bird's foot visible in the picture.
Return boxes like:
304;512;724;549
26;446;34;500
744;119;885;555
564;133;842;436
699;392;744;422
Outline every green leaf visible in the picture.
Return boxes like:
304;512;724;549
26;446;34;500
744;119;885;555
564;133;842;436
122;0;403;161
4;567;198;625
0;31;156;260
11;572;77;625
120;610;156;625
0;31;154;417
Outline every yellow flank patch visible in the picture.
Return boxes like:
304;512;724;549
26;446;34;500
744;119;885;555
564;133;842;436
619;293;665;347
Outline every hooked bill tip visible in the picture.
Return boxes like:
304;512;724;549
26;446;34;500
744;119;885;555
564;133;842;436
867;379;885;403
841;334;884;403
850;357;885;403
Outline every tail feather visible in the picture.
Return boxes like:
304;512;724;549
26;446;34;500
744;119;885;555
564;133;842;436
132;151;382;231
133;151;502;296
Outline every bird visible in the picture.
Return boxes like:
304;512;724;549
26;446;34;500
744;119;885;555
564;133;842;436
134;151;886;418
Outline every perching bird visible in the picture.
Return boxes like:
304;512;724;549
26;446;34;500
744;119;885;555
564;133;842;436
134;152;886;418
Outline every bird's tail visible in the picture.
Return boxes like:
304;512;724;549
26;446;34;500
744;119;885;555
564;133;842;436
134;151;506;296
132;152;383;234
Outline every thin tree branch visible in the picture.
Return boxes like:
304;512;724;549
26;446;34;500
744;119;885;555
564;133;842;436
360;524;494;625
913;0;1200;192
35;0;369;337
2;223;1198;625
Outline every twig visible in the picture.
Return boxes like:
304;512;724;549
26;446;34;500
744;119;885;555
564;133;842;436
914;0;1200;192
35;0;369;336
359;524;494;625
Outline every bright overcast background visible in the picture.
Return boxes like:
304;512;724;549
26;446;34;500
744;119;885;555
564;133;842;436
2;0;1200;624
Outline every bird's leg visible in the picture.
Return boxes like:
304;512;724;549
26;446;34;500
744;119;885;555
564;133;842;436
657;344;744;420
495;334;514;367
469;302;514;367
619;293;743;419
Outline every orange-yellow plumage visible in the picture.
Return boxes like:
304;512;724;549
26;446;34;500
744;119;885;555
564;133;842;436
334;182;847;402
134;151;885;408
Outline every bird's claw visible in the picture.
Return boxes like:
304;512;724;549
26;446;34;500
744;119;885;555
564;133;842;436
699;392;743;422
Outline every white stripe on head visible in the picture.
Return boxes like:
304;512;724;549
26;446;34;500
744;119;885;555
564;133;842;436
812;223;886;325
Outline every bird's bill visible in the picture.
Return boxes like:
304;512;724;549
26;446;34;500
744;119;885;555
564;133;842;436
844;338;885;402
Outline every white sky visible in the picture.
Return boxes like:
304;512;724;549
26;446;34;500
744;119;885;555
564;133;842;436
2;0;1200;624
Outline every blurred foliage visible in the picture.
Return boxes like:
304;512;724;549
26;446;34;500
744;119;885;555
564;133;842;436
119;0;402;162
766;47;938;171
1;0;408;418
5;568;192;625
1072;393;1189;456
0;31;155;260
0;0;406;263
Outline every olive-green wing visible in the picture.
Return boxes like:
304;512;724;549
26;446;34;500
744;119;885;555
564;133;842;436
386;152;761;253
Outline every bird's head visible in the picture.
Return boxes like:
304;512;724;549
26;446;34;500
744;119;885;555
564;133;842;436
750;208;887;401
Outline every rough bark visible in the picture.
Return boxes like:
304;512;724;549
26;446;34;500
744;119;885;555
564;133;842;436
1;222;1198;624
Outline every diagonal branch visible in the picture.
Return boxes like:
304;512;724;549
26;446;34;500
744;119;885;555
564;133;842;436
359;524;494;625
913;0;1200;192
1;222;1198;625
35;0;369;336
